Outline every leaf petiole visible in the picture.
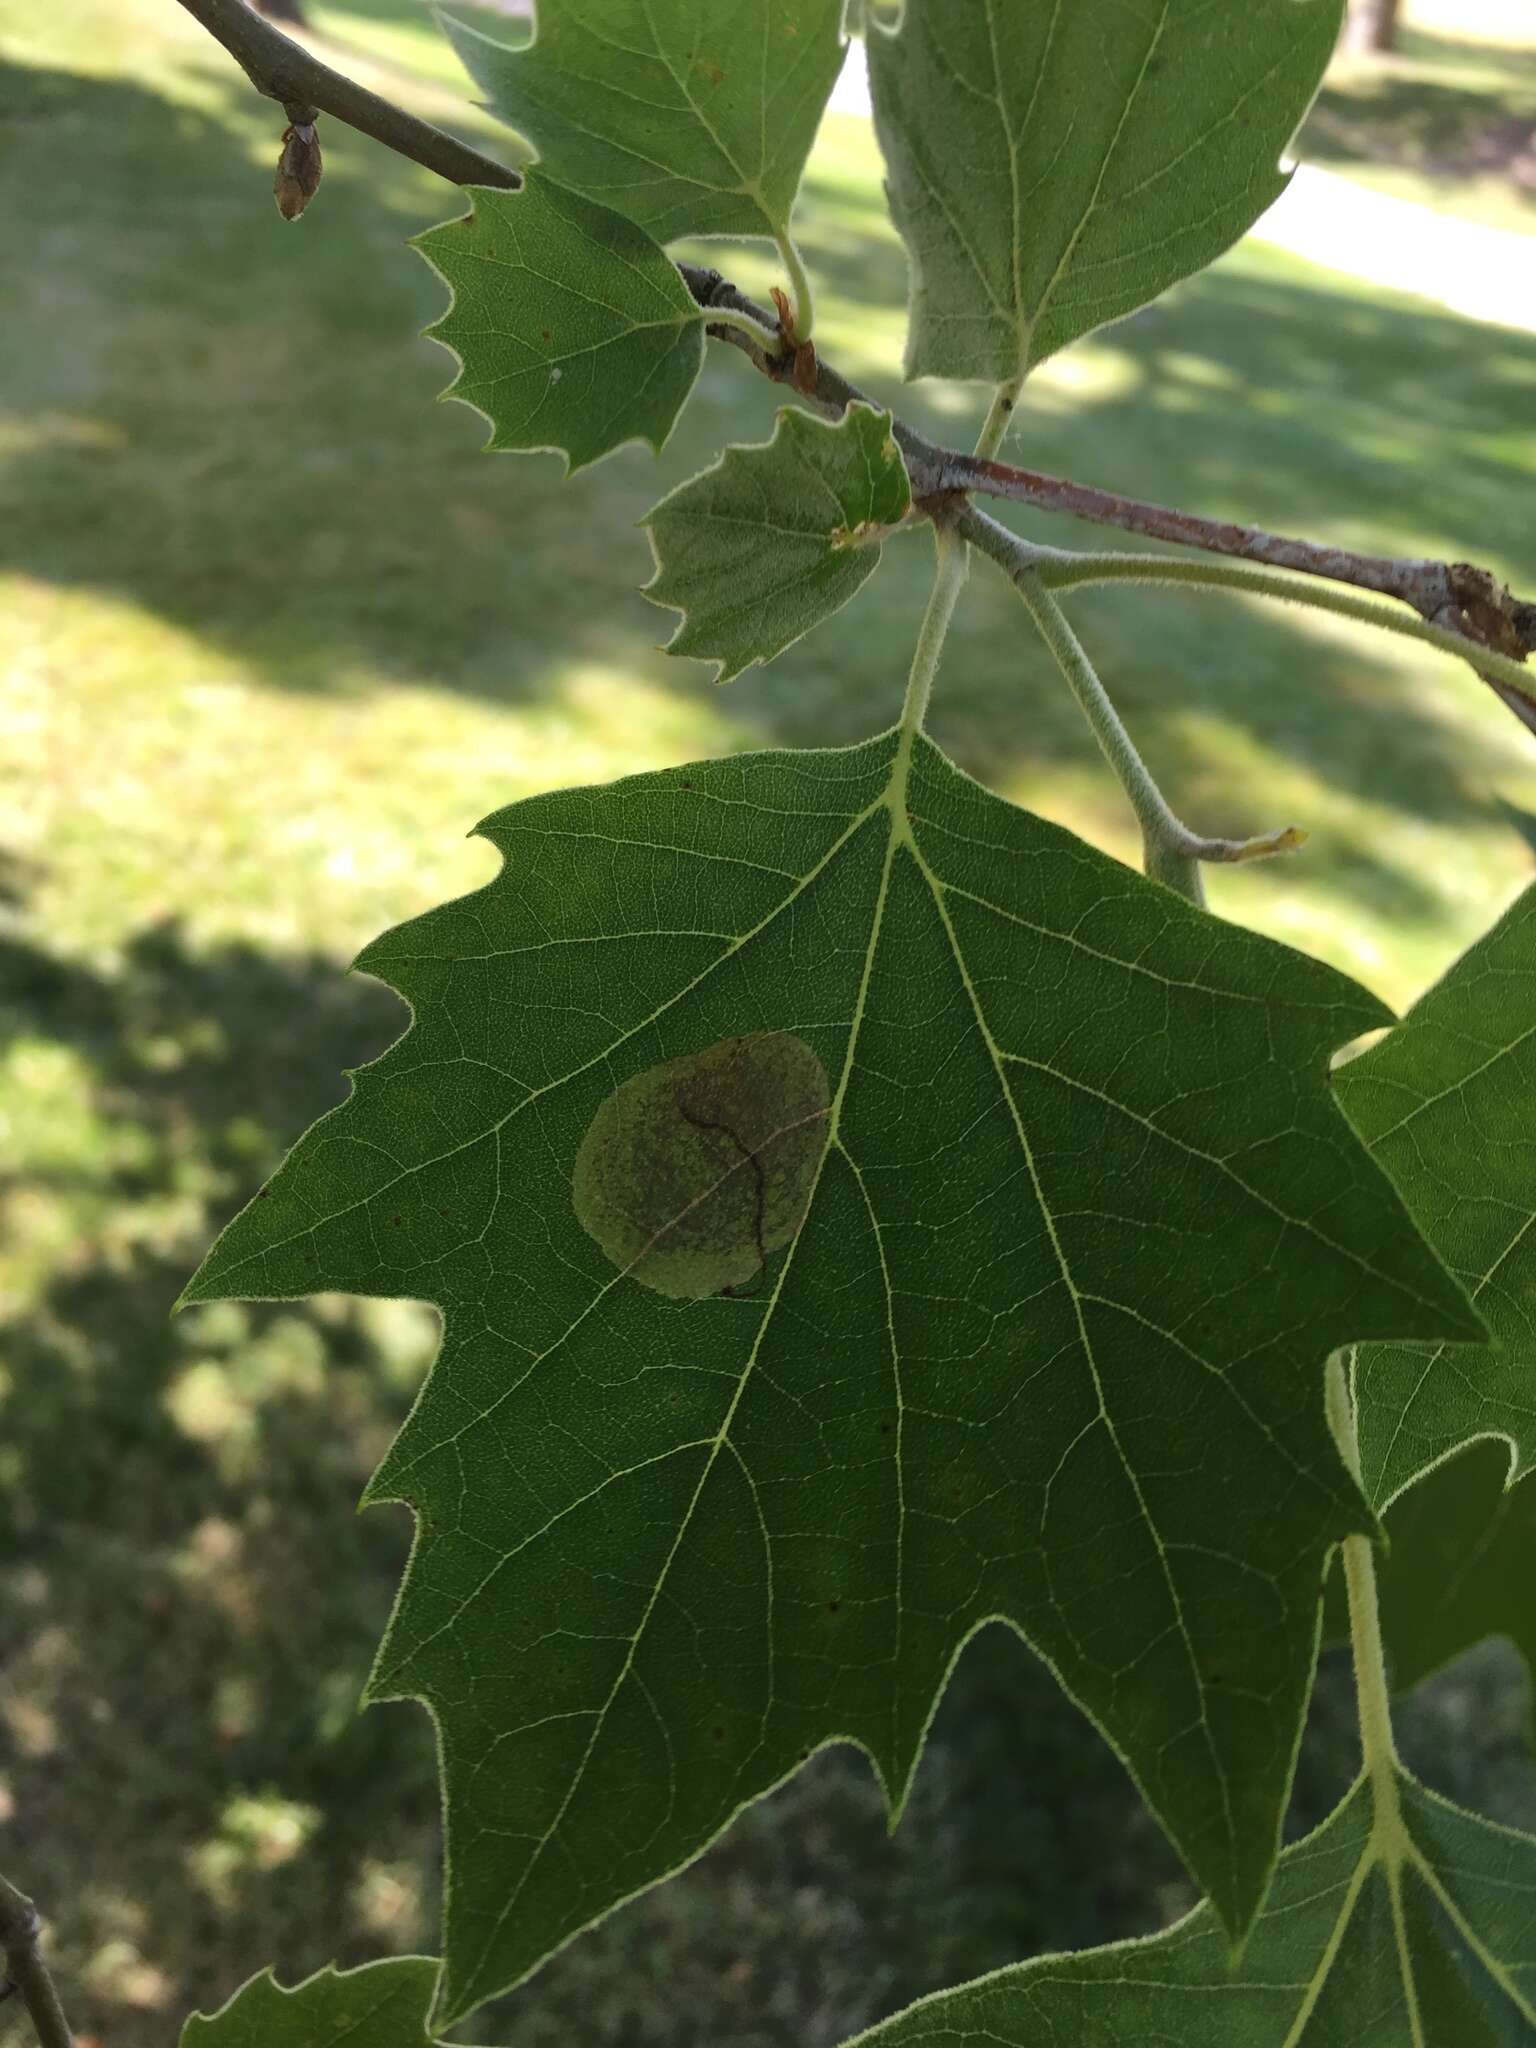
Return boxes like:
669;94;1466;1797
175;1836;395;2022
973;376;1023;462
772;227;816;346
1031;546;1536;716
1326;1355;1403;1799
896;525;968;741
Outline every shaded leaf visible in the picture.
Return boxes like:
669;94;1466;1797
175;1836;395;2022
1335;886;1536;1511
644;404;912;682
414;173;704;473
444;0;845;245
842;1772;1536;2047
185;730;1473;2020
1330;1436;1536;1710
867;0;1345;383
181;1959;441;2048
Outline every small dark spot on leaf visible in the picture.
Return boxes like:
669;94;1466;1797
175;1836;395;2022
257;1187;270;1199
712;1726;725;1741
541;328;552;340
877;1421;891;1435
827;1599;841;1614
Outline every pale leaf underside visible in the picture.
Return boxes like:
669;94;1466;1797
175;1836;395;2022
414;173;705;473
867;0;1346;382
445;0;846;244
644;402;913;681
185;732;1474;2022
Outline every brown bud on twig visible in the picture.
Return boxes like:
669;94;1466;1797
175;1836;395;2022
274;117;322;220
769;285;818;396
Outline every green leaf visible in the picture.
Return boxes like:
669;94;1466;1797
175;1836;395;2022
1335;885;1536;1512
184;729;1474;2021
181;1959;442;2047
840;1771;1536;2047
1355;1437;1536;1706
866;0;1346;384
444;0;846;245
643;404;912;682
413;173;705;473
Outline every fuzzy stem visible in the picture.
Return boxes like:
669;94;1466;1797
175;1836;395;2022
898;528;968;740
973;377;1024;462
1325;1355;1403;1801
1032;548;1536;727
772;228;816;346
697;299;781;347
1011;571;1206;902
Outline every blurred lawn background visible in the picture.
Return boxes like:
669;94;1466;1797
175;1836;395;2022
2;0;1535;2041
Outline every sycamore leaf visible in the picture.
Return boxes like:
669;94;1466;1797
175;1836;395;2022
643;404;912;682
1324;1436;1536;1712
866;0;1346;384
841;1770;1536;2048
414;173;704;473
181;1959;443;2047
443;0;845;245
1335;886;1536;1513
184;730;1474;2023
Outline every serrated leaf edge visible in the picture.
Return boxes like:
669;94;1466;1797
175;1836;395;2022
639;402;911;683
410;177;707;478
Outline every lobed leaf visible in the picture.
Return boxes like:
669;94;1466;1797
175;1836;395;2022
444;0;846;245
644;403;912;682
840;1771;1536;2047
414;173;705;474
185;732;1474;2022
866;0;1346;384
1335;885;1536;1512
181;1959;443;2048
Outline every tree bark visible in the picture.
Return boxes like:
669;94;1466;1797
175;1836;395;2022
1344;0;1403;55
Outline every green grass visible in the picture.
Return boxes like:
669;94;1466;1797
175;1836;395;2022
1304;0;1536;233
3;1;1536;2042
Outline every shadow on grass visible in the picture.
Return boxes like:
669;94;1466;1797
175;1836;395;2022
0;912;450;2037
5;58;1533;869
1306;49;1536;194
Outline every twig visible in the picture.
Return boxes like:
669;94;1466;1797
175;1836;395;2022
943;451;1536;661
981;528;1536;729
172;0;522;191
964;509;1305;900
171;0;1536;698
0;1871;74;2048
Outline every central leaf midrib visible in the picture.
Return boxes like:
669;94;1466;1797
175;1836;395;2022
902;803;1241;1904
452;767;910;2007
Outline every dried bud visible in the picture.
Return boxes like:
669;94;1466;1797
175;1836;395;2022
768;285;818;394
274;120;322;221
